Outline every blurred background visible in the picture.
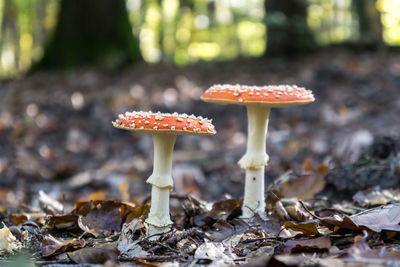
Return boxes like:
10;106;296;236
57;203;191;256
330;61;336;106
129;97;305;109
0;0;399;77
1;0;400;211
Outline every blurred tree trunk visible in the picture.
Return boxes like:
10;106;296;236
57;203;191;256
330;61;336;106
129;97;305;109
35;0;141;70
264;0;316;56
352;0;384;49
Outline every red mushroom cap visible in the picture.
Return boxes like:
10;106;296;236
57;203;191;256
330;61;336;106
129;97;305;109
201;84;314;107
112;111;216;135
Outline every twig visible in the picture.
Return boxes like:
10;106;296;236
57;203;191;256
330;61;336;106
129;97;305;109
164;228;199;246
267;189;281;202
242;237;283;244
142;228;174;241
299;200;322;220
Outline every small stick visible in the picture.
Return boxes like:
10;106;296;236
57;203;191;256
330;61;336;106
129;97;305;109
242;237;283;244
164;228;198;246
299;200;322;220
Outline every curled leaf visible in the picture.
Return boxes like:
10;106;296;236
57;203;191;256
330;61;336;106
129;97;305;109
41;235;85;257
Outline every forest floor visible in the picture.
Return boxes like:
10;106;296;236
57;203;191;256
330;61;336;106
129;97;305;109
1;48;400;266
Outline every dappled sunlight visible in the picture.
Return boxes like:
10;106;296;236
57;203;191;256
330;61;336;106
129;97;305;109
0;0;400;77
307;0;354;44
377;0;400;44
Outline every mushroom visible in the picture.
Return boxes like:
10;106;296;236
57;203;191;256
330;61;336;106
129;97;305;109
201;84;314;218
113;111;216;234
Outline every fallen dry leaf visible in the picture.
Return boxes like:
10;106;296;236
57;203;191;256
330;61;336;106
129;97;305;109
281;198;312;222
353;189;400;207
338;234;400;265
0;225;20;252
39;190;64;214
283;220;321;236
283;236;331;254
272;159;328;200
74;199;135;214
118;240;148;260
207;219;248;242
41;234;85;257
125;204;150;223
195;198;242;226
68;245;118;264
77;201;123;237
244;246;275;267
321;204;400;232
45;214;79;229
11;213;46;225
118;219;146;246
195;241;237;266
248;214;281;237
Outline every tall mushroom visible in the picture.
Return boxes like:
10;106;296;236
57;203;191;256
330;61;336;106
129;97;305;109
113;111;216;234
201;84;314;218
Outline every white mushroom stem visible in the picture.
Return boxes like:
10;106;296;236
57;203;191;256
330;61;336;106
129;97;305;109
242;167;265;217
238;105;271;218
145;134;176;234
147;187;172;236
238;105;270;169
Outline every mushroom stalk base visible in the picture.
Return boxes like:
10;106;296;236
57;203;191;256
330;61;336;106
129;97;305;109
146;186;173;227
238;105;270;169
242;167;265;218
148;224;171;239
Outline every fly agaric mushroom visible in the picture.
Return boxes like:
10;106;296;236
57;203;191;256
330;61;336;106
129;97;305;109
113;111;216;234
201;84;314;218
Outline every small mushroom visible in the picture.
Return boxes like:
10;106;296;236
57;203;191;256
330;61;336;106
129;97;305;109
113;111;216;234
201;84;314;218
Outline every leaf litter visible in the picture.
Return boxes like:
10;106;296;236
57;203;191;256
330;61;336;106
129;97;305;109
1;51;400;265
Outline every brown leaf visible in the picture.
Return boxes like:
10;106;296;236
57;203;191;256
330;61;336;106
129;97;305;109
207;219;248;242
283;221;321;236
45;214;79;229
125;204;150;223
283;236;331;254
75;200;106;214
248;214;282;237
244;246;275;267
68;245;118;264
195;198;242;226
281;199;312;222
280;159;327;199
353;189;400;207
208;199;243;219
41;235;85;257
338;234;400;264
11;213;46;225
118;219;146;246
321;204;400;232
78;201;123;237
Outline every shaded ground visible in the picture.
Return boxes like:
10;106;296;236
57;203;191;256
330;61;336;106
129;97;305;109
1;48;400;265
